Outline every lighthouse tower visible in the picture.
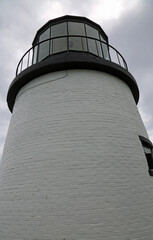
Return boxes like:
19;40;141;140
1;15;153;239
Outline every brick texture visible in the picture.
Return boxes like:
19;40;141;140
0;69;153;239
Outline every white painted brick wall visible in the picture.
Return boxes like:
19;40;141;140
0;69;153;239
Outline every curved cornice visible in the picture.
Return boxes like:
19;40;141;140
7;52;139;112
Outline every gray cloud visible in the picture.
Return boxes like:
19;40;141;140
104;0;153;140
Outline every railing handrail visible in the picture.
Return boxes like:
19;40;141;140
16;35;128;76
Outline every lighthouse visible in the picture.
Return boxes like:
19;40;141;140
0;15;153;239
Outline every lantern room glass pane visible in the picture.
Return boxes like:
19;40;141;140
68;22;85;36
118;54;127;69
50;40;53;54
82;37;87;52
33;45;38;64
39;28;50;42
52;37;67;54
51;22;67;38
102;42;110;60
86;24;99;39
38;41;49;61
88;38;98;55
100;34;106;42
96;40;102;57
69;37;82;51
109;47;118;63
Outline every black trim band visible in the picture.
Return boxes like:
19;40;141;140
139;135;153;148
139;135;153;177
7;52;139;112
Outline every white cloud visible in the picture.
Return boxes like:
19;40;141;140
37;1;65;23
0;96;7;112
91;0;124;21
89;0;141;23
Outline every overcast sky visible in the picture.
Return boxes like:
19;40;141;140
0;0;153;159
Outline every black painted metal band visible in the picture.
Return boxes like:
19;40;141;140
7;52;139;112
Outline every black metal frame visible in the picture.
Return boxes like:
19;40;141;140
32;15;108;46
139;135;153;176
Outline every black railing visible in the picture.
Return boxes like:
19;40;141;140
16;36;128;76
